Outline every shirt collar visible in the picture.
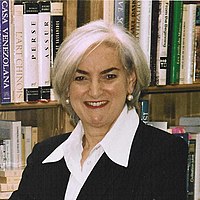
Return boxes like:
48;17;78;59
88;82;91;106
42;106;139;167
100;106;139;167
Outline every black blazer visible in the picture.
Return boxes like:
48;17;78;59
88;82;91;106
10;121;188;200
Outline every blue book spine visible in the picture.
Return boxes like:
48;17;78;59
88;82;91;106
0;0;11;104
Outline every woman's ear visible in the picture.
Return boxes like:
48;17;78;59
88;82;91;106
127;71;137;94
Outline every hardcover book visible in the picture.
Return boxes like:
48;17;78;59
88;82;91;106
13;1;24;103
0;0;12;104
23;2;39;102
0;120;22;168
114;0;130;29
169;1;183;84
38;1;51;101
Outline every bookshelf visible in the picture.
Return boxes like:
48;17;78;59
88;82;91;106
141;83;200;126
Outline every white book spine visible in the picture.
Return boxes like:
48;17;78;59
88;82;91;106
180;4;196;84
38;1;51;100
156;0;169;85
10;121;22;168
23;13;38;89
139;0;152;67
4;139;11;168
13;3;24;103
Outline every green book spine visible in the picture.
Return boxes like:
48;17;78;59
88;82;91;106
169;1;183;84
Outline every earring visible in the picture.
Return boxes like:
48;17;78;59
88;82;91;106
127;94;133;101
66;98;70;104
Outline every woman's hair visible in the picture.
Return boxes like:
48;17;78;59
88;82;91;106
52;20;150;125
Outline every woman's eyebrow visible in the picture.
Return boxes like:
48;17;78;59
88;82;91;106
75;67;120;75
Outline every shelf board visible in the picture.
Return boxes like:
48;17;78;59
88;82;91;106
142;84;200;94
0;101;61;111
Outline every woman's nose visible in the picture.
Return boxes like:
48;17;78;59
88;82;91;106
88;79;103;98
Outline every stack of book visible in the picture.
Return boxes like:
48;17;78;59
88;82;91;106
0;167;23;200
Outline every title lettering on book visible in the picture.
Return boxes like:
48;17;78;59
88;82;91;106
44;21;50;59
116;1;124;26
15;32;23;99
30;21;37;61
1;0;10;90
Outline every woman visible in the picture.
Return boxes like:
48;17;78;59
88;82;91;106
10;20;188;200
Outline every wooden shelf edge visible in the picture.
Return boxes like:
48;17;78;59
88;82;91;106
0;101;61;111
142;84;200;94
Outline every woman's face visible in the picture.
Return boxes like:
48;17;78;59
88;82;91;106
69;43;136;130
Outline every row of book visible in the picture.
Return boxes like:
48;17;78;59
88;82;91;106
0;120;38;169
0;0;63;104
121;0;200;86
139;100;200;200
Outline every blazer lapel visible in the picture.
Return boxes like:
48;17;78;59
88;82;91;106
77;122;148;199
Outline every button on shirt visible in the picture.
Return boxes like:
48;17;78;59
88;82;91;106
42;106;139;200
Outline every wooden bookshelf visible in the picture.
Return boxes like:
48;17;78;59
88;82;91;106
141;84;200;126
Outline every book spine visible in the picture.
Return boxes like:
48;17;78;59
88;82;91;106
38;1;51;101
13;2;24;103
0;140;6;169
187;139;196;199
149;1;159;86
180;4;196;84
129;0;141;39
194;5;200;83
103;0;114;24
21;126;32;163
156;0;169;86
0;0;12;104
0;168;23;177
50;2;63;67
114;0;130;29
4;139;11;168
10;121;22;168
139;99;149;124
139;0;152;68
0;191;12;199
0;182;19;192
0;176;21;184
169;1;183;84
31;126;38;148
23;2;39;102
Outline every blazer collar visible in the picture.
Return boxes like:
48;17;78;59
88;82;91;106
77;121;147;199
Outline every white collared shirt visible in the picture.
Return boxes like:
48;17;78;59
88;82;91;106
42;106;139;200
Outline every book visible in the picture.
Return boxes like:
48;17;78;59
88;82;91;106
194;5;200;83
0;167;23;177
156;0;170;86
103;0;114;24
23;2;39;102
13;0;24;103
0;176;21;184
0;182;19;192
0;191;12;199
21;126;32;165
169;1;183;84
50;2;63;66
187;137;195;199
139;99;149;124
38;1;51;101
139;0;152;68
129;0;140;39
147;121;168;132
0;120;22;168
191;133;200;200
114;0;130;29
179;4;196;84
149;0;159;86
0;139;11;169
0;0;12;104
179;116;200;126
31;126;38;148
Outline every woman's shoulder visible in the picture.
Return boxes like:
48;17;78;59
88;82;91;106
29;132;71;163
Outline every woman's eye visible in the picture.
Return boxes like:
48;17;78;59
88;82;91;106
105;74;117;79
74;76;86;81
